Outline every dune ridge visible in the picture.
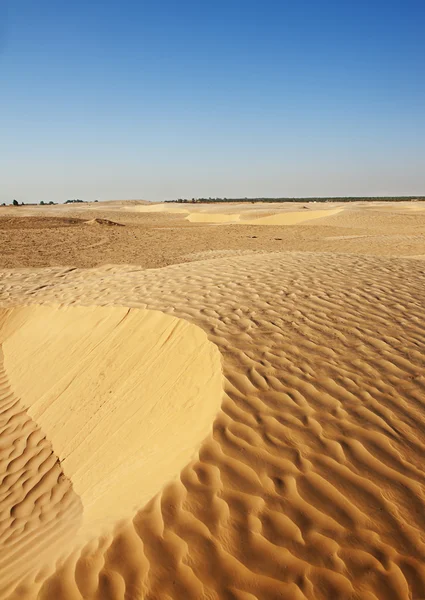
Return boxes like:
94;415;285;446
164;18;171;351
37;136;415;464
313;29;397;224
0;305;223;541
1;251;425;599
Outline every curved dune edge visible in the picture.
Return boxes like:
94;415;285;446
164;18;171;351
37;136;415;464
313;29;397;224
0;305;223;536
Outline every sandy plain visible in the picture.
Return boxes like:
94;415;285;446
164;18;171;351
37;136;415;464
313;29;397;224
1;200;425;600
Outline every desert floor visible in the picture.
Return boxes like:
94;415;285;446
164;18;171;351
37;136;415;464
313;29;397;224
1;200;425;599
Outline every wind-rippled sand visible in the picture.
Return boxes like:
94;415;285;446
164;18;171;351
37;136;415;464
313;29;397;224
1;202;425;599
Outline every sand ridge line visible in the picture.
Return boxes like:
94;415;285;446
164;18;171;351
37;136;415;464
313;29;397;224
0;305;223;537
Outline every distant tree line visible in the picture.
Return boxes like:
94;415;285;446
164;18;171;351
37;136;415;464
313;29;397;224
1;198;90;206
4;199;56;206
166;196;425;204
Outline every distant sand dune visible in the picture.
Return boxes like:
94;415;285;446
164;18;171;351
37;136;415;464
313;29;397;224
135;203;344;225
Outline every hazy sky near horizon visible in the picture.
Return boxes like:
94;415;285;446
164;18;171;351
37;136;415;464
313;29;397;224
1;0;424;203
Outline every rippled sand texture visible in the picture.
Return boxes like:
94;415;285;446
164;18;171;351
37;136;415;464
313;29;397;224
1;251;425;599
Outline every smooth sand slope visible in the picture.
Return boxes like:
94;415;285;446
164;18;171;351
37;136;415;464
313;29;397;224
1;249;425;600
0;305;222;594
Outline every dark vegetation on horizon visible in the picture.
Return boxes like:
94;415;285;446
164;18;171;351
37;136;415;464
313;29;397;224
1;199;100;207
166;196;425;204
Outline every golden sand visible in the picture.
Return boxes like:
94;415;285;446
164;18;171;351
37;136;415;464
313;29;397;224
1;201;425;599
132;201;343;225
0;306;222;530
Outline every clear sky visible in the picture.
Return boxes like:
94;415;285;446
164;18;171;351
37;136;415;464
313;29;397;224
1;0;424;203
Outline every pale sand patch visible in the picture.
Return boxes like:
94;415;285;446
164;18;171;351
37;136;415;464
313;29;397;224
130;202;188;213
241;207;343;225
130;202;343;225
170;205;343;224
0;305;222;534
186;212;241;223
363;202;425;212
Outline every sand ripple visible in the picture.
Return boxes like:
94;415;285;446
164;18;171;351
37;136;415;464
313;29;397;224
1;252;425;599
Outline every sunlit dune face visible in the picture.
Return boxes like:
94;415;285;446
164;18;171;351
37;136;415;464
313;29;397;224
0;305;223;536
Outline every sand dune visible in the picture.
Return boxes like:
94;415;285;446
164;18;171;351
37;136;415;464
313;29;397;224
1;246;425;599
186;207;343;224
133;202;344;225
0;305;222;529
0;305;222;595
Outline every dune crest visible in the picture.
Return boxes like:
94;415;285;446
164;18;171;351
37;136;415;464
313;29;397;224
0;305;223;536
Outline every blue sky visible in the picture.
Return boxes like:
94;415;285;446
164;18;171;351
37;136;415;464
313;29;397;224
1;0;424;203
